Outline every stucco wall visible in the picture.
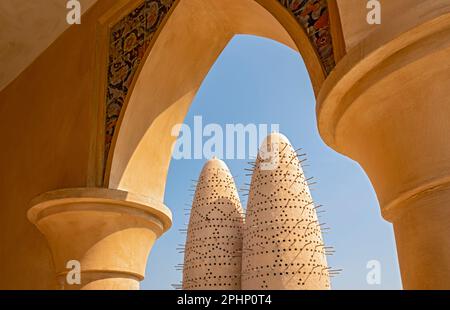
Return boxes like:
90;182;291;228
0;0;97;91
337;0;449;50
0;0;115;289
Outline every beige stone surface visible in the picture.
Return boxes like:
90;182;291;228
183;158;244;290
242;133;330;290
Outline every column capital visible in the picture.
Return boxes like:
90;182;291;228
28;188;172;290
316;11;450;289
317;11;450;211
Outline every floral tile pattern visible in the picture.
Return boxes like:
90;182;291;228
105;0;175;163
278;0;335;74
104;0;335;169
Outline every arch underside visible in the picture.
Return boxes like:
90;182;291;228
104;0;337;202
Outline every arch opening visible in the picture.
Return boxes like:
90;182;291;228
106;0;331;202
143;33;400;289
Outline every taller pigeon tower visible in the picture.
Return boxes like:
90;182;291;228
182;158;244;289
242;133;331;290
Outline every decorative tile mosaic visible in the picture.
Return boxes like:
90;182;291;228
278;0;335;74
105;0;175;163
104;0;335;170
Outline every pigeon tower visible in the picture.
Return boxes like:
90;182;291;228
241;133;331;289
182;158;244;289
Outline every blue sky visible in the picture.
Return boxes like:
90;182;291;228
142;35;402;290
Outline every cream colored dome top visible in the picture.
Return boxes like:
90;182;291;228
261;132;291;146
201;157;230;172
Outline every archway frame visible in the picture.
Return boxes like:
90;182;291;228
91;0;345;201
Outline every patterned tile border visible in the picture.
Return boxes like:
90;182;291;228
104;0;335;171
278;0;335;74
105;0;175;163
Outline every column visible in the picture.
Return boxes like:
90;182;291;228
28;188;172;290
317;13;450;289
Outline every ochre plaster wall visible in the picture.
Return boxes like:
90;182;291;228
337;0;450;51
0;0;98;91
0;0;119;289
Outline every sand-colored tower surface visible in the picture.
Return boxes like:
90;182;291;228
182;158;244;289
242;133;331;290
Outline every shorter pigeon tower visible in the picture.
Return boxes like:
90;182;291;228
182;158;244;289
242;133;331;290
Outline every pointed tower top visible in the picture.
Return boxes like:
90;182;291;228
261;132;291;146
202;157;229;172
242;132;330;290
183;158;244;290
